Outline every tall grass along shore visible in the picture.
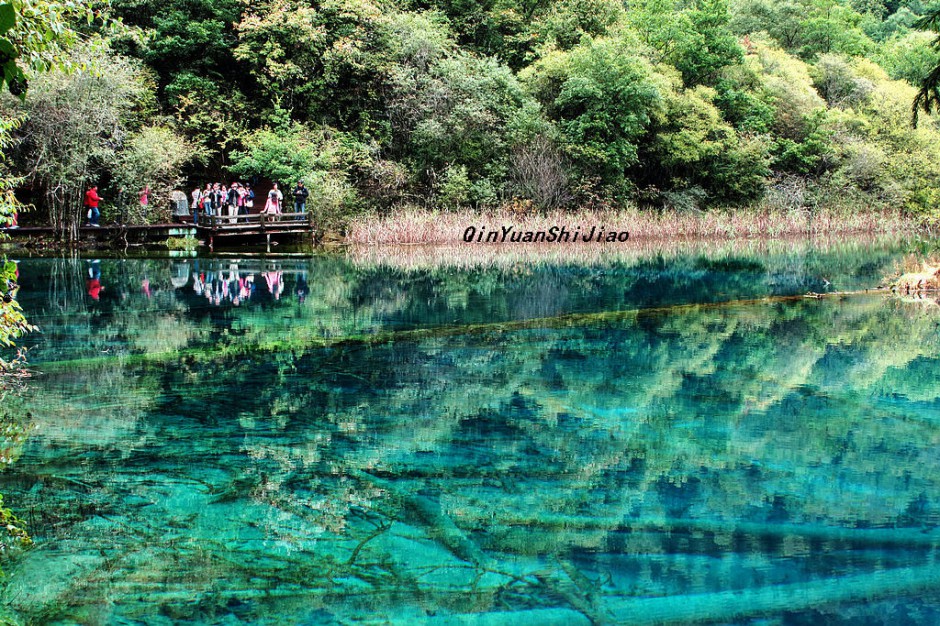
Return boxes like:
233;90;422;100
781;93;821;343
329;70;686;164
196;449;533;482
345;207;916;246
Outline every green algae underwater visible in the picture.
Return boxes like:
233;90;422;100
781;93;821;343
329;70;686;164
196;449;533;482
1;238;940;624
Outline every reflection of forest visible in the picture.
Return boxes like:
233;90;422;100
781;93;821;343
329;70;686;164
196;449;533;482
13;238;911;366
4;244;940;624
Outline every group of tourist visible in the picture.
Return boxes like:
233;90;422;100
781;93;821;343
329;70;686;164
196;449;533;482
190;182;255;224
79;179;313;228
190;180;310;225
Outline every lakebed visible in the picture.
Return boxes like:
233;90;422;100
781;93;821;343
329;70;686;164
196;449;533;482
1;235;939;624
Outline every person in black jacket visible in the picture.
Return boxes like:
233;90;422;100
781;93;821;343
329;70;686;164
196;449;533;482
292;180;309;214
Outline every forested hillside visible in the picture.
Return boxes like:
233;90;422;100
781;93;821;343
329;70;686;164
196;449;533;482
6;0;940;229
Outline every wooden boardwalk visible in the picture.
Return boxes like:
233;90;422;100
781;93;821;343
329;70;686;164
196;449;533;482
0;212;318;250
196;212;317;251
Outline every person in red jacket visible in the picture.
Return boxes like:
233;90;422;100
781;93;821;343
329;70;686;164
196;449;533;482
84;185;101;226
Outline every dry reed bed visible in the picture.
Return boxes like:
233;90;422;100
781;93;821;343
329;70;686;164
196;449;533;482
347;233;905;272
345;208;917;245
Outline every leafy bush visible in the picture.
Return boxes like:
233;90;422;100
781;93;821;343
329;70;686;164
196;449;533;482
7;41;154;235
388;40;541;191
874;30;940;86
522;35;664;196
113;127;191;224
230;123;368;228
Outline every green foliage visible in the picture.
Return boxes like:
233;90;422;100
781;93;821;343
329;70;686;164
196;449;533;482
874;31;940;86
812;57;940;212
911;6;940;123
137;0;241;76
748;40;827;138
0;492;30;555
234;0;392;135
523;36;664;195
390;46;539;188
532;0;624;51
7;41;154;234
229;124;365;187
164;72;249;165
646;83;771;200
0;0;98;97
812;53;875;107
0;263;32;348
770;113;835;174
229;123;366;228
865;6;919;41
113;126;191;224
714;86;776;133
229;125;322;188
731;0;876;59
436;164;472;209
0;3;25;97
628;0;742;86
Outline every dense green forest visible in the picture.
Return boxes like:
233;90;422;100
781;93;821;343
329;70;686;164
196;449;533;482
6;0;940;232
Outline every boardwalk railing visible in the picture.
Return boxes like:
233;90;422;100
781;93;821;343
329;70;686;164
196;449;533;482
196;211;314;231
196;211;317;250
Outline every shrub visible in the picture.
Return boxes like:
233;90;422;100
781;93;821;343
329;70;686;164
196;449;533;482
509;134;573;210
113;126;192;224
521;35;665;196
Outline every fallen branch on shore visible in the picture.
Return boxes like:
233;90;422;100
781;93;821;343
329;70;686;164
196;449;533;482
892;263;940;293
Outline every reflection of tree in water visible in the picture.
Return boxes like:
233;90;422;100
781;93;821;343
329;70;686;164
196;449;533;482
8;246;940;623
10;296;940;622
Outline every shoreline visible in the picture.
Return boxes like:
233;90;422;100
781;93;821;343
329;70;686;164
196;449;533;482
0;207;927;254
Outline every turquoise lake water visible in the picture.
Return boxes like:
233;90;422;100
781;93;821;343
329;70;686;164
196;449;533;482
1;238;940;624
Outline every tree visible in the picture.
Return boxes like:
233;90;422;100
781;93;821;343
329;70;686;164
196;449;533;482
875;31;940;87
628;0;742;87
112;126;191;224
642;83;771;201
731;0;874;59
0;0;95;96
388;47;541;197
228;123;365;229
912;7;940;124
7;42;153;238
522;35;665;197
234;0;393;135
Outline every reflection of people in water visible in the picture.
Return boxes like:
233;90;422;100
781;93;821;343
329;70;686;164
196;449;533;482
263;270;284;301
86;260;103;301
296;273;309;304
183;262;317;307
